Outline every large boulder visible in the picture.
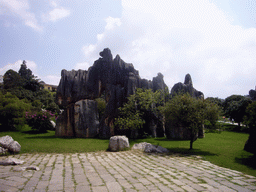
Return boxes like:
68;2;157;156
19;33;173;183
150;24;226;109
56;99;99;138
56;48;168;138
132;142;169;153
108;135;129;152
0;135;21;153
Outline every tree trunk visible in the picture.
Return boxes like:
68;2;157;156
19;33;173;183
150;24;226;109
190;140;193;150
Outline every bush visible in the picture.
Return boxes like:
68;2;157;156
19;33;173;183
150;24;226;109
25;110;55;132
0;92;32;131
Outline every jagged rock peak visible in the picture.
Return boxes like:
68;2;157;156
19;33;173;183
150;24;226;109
184;73;192;86
100;48;113;62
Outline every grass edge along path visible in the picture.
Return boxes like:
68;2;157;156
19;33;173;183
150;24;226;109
0;129;255;177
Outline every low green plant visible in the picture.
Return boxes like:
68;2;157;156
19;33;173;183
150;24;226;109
25;110;55;132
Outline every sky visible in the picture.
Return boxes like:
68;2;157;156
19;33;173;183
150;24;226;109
0;0;256;99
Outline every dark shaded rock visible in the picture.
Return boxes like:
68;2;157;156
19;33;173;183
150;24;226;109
249;89;256;101
171;74;203;99
244;128;256;155
74;100;99;138
56;100;99;138
153;73;168;92
56;48;168;139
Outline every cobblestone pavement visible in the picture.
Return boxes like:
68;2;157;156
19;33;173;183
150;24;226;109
0;150;256;192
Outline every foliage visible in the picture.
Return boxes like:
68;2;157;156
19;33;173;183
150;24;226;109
0;91;32;131
95;98;106;120
204;100;220;129
115;88;164;135
224;95;252;127
244;101;256;129
25;110;55;132
162;93;207;149
3;69;24;89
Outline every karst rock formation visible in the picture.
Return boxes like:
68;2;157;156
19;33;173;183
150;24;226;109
55;48;168;139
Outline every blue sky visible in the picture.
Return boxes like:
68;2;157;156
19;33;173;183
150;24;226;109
0;0;256;99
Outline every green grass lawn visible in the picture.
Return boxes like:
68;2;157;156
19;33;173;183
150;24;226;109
0;125;255;176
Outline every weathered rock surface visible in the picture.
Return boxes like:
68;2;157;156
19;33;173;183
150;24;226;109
0;135;21;153
56;99;99;138
8;141;21;153
249;89;256;101
171;74;203;98
132;142;169;153
0;147;8;155
0;158;24;165
56;48;168;138
108;135;129;152
0;135;14;148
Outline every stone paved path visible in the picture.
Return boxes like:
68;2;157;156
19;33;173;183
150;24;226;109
0;150;256;192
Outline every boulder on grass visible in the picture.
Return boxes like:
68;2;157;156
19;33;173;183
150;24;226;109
0;135;14;148
8;141;21;153
132;142;169;153
109;136;129;152
0;135;21;153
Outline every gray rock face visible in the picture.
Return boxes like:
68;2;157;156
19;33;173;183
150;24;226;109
249;89;256;101
56;48;168;138
0;158;24;165
0;147;8;155
8;141;21;153
0;135;14;148
132;142;169;153
56;99;99;138
108;135;129;152
171;74;203;98
0;135;21;153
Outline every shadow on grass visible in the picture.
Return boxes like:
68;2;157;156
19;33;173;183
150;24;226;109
25;134;109;141
146;147;218;157
235;155;256;170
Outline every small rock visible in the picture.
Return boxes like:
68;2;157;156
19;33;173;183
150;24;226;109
109;135;129;152
8;141;21;153
132;142;169;153
0;157;24;165
0;135;14;148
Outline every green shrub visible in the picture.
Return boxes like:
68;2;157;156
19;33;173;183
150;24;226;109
0;92;32;131
25;110;54;132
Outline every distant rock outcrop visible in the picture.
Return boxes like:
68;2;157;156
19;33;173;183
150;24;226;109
56;48;168;139
171;74;203;98
249;89;256;101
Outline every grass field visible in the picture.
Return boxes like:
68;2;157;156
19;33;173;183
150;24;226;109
0;125;255;176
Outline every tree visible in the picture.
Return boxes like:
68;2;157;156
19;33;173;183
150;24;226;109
3;69;24;89
204;100;220;129
18;60;33;81
243;101;256;154
224;95;252;127
115;88;164;137
162;93;206;149
0;91;32;131
18;60;42;91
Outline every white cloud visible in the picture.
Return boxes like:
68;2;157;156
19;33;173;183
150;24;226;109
0;0;42;31
0;60;37;75
42;7;70;22
40;75;60;86
80;0;256;98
